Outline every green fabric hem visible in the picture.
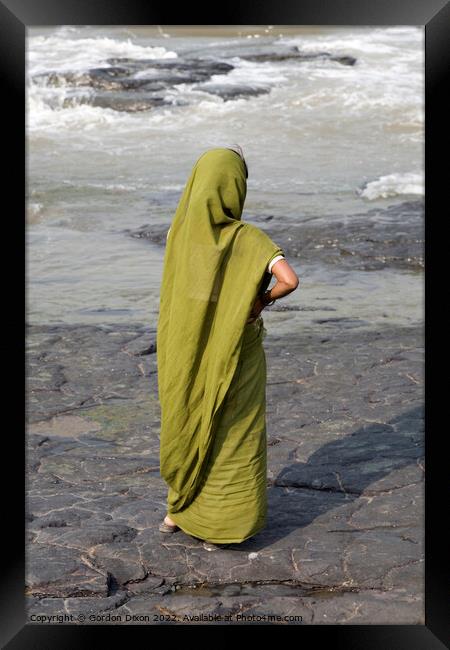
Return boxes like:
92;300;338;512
167;512;266;545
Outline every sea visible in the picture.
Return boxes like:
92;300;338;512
26;25;424;332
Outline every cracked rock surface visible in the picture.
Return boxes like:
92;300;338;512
26;318;424;624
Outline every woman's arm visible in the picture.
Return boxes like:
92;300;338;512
263;258;299;301
247;259;299;321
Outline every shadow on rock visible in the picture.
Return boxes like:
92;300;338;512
233;405;424;552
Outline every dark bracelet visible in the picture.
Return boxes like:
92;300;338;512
261;290;276;307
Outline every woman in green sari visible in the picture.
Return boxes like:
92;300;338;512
157;146;299;550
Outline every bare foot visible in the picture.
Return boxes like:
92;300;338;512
164;515;177;526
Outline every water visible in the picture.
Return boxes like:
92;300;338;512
26;25;424;330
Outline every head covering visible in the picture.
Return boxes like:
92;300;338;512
224;143;248;178
157;147;284;512
212;143;248;178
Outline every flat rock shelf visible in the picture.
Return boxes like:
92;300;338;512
25;319;424;624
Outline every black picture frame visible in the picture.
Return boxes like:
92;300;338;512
3;0;447;645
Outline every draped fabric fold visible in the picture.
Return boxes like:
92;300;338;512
157;148;284;513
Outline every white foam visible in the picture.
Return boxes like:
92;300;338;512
158;183;185;191
27;34;177;76
26;202;45;225
28;202;43;215
26;26;424;138
61;180;148;192
358;172;424;200
280;26;423;56
207;58;288;86
27;92;136;133
26;31;179;133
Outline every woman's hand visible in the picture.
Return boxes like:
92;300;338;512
247;295;265;322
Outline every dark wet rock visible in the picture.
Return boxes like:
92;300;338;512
262;200;424;272
26;319;424;623
88;543;148;585
27;510;83;531
333;56;357;66
26;596;67;618
65;92;171;113
41;69;139;90
124;574;165;596
26;322;157;422
238;46;357;66
125;200;424;272
65;591;130;616
105;57;234;76
37;59;234;92
191;83;270;101
35;522;138;549
312;316;370;328
33;57;237;112
124;223;169;246
31;47;358;114
27;591;129;620
277;305;337;312
26;544;109;597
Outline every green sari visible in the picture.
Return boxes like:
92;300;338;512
157;148;284;543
